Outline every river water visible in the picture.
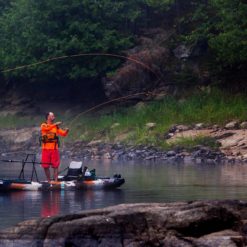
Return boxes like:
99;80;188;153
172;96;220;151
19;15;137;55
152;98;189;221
1;158;247;229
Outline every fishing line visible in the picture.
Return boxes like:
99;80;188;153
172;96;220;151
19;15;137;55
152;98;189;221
0;52;164;84
0;52;167;149
65;91;167;141
69;91;152;128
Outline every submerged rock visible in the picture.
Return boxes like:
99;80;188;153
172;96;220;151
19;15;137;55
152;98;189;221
0;200;247;246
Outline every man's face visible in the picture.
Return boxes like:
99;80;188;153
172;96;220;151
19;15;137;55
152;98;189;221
48;112;55;122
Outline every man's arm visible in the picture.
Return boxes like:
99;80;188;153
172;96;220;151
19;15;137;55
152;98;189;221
41;123;56;131
57;128;69;137
41;122;62;131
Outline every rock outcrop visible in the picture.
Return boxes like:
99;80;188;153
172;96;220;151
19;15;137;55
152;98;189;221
0;200;247;246
0;127;40;152
167;124;247;161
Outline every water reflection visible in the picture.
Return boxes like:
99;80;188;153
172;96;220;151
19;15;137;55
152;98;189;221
41;191;61;217
1;160;247;229
0;189;125;229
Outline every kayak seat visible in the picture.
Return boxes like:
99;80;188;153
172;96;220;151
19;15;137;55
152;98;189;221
63;161;83;181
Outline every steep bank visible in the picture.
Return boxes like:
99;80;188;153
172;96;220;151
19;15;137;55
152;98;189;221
0;200;247;246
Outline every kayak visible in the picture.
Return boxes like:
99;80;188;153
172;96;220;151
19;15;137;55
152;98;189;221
0;158;125;191
0;175;125;191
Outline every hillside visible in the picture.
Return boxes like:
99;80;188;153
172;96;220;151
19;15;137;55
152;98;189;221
0;1;246;161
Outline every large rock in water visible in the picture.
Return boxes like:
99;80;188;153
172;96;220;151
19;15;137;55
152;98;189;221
0;200;247;246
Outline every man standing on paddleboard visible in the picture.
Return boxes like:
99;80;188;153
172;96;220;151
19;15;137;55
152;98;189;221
40;112;69;182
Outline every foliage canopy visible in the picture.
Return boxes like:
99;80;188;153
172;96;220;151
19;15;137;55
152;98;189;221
0;0;246;87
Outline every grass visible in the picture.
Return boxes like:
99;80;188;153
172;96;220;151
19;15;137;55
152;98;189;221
68;89;247;149
0;89;246;150
164;136;220;151
0;115;41;129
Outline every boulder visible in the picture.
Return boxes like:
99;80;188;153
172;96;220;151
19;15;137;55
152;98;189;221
195;123;205;129
111;123;120;129
173;44;191;59
167;150;176;157
225;121;239;130
240;122;247;129
212;124;219;130
103;152;112;159
0;201;246;247
134;102;146;110
87;140;103;146
176;125;190;131
145;122;156;130
164;132;174;139
168;125;177;133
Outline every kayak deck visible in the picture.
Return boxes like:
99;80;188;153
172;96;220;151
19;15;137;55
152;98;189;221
0;157;125;191
0;177;125;191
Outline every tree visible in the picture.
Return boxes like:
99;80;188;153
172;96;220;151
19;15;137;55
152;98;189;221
180;0;247;68
209;0;247;67
0;0;143;84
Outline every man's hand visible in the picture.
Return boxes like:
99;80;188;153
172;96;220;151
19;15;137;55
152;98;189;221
64;128;69;132
55;121;62;126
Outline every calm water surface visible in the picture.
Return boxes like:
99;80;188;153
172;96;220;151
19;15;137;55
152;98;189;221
1;158;247;229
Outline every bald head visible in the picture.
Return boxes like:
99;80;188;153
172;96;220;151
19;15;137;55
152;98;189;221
46;112;55;123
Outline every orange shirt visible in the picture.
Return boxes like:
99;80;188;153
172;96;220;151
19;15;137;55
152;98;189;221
40;123;68;150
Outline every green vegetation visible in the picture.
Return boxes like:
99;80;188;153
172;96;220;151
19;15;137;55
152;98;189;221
181;0;247;69
0;0;140;83
0;0;176;84
0;115;41;129
0;0;246;88
0;0;246;151
165;136;220;151
0;89;245;150
67;89;246;149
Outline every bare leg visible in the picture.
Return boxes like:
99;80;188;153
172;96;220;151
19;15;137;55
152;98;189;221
44;168;51;182
53;168;58;182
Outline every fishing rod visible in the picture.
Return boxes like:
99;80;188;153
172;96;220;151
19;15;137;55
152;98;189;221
0;155;54;181
68;91;161;128
0;159;50;165
0;51;168;126
0;51;168;145
0;52;164;85
56;90;168;149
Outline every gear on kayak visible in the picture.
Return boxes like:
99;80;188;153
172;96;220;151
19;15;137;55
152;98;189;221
0;154;125;191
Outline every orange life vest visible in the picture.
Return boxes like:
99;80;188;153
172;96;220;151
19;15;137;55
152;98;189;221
40;122;68;150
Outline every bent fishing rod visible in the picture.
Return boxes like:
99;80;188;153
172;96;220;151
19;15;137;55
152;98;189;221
0;51;168;142
0;52;164;85
68;91;163;128
0;50;170;126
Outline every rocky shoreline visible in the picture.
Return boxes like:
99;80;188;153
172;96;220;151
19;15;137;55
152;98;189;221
0;121;247;164
66;142;228;164
66;121;247;164
0;200;247;246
